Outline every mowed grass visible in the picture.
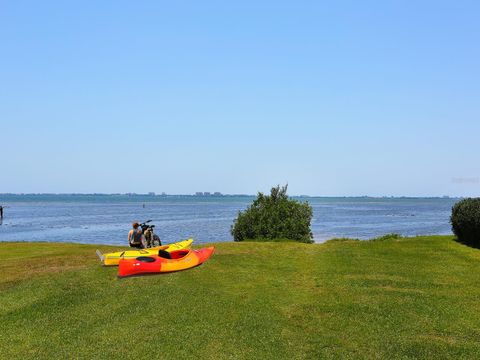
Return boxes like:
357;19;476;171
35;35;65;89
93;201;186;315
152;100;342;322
1;236;480;359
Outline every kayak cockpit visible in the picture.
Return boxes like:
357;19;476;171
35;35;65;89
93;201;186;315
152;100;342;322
156;249;190;260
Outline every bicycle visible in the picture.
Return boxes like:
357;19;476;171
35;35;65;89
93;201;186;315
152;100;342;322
138;220;162;248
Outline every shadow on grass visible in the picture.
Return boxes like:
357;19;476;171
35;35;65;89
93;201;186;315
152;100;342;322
453;237;480;249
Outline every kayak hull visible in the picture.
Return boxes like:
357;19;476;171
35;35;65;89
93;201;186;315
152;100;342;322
99;239;193;266
118;246;215;277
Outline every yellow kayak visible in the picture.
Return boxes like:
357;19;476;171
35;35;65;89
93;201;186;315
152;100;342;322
96;239;193;266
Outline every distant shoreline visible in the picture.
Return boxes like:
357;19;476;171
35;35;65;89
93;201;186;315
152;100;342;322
0;193;462;200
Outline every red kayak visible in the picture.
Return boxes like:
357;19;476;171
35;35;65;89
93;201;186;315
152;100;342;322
118;247;215;278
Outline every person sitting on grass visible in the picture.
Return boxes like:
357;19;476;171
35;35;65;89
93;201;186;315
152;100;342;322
128;222;145;249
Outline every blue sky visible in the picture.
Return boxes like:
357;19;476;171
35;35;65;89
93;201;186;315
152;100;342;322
1;1;479;196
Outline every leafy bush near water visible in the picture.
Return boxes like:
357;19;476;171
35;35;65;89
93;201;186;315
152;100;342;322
371;233;402;241
451;198;480;246
327;234;401;243
231;185;313;243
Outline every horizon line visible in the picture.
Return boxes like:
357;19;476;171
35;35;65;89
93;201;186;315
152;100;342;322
0;193;463;199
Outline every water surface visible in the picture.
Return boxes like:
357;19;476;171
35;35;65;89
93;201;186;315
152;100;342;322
0;195;457;245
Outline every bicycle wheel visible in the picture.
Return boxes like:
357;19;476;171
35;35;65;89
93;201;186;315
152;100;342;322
152;234;161;247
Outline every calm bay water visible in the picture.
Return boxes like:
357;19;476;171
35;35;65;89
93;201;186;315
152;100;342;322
0;195;458;245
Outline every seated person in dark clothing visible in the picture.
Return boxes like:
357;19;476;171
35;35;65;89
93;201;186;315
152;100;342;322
128;222;145;249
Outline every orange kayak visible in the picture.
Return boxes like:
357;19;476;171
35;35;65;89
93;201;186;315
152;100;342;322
118;247;215;278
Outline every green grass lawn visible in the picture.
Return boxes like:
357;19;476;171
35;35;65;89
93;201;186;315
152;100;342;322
1;236;480;359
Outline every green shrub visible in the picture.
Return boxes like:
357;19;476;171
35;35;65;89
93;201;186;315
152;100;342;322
231;185;313;243
371;233;402;241
451;198;480;246
326;238;360;243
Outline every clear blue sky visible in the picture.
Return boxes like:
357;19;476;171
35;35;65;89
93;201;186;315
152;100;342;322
1;1;479;196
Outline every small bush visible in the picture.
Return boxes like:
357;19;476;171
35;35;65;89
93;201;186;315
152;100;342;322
451;198;480;246
371;233;402;241
231;185;313;243
326;238;360;243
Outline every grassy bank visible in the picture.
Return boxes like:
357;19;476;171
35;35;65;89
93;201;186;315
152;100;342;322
1;236;480;359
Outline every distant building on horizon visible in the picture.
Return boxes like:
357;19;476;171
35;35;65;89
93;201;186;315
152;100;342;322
194;191;222;196
148;192;155;196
